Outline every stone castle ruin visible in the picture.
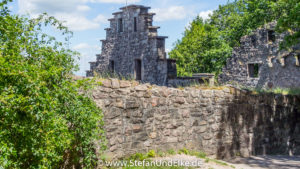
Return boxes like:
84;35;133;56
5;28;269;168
84;5;300;162
219;22;300;88
87;5;214;87
87;5;299;89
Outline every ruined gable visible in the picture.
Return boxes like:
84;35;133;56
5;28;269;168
86;5;171;86
219;22;300;88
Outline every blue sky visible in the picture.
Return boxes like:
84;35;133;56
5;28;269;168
9;0;229;76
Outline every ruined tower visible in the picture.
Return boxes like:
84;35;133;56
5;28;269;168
87;5;177;86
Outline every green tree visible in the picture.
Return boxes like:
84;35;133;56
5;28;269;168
209;0;250;47
169;17;232;76
0;0;105;168
210;0;299;49
275;0;300;48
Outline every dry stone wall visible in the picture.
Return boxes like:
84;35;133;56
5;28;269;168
92;79;300;159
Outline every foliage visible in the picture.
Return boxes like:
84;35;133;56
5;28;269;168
147;150;156;158
210;0;299;49
170;0;300;76
178;148;189;155
0;0;105;168
189;150;206;159
156;150;166;157
169;17;232;76
251;87;300;95
127;153;147;161
275;0;300;49
95;71;135;81
167;149;176;155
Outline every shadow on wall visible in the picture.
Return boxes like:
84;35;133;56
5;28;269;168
217;88;300;159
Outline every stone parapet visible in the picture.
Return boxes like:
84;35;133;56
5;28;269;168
92;79;300;159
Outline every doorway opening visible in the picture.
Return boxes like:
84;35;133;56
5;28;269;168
135;59;142;80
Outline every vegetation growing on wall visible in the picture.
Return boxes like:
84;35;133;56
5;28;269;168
170;0;300;76
0;0;105;168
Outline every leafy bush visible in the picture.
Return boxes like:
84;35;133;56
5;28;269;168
157;150;166;157
189;150;206;159
128;153;147;161
0;0;105;168
147;150;156;158
167;149;176;155
178;148;189;155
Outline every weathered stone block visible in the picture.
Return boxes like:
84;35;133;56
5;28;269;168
114;99;124;108
132;125;142;133
197;126;207;133
149;132;157;139
93;93;109;99
166;137;178;143
131;110;143;117
109;145;118;152
203;133;213;140
199;121;207;126
180;109;190;118
125;99;139;109
158;98;167;105
202;90;213;98
151;97;159;107
99;87;113;93
174;97;185;104
154;114;163;121
120;80;131;88
135;85;148;91
101;79;111;88
117;88;131;95
111;79;120;89
105;107;121;119
136;132;148;141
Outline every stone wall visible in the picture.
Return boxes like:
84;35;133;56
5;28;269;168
219;22;300;88
92;79;300;159
167;74;215;87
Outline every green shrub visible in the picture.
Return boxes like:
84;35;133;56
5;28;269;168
157;150;166;157
178;148;189;155
147;150;156;158
190;150;206;159
0;1;105;168
129;153;147;161
167;149;176;155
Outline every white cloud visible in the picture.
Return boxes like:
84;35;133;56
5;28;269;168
90;0;141;4
55;13;100;31
18;0;108;31
73;43;92;50
93;14;107;23
198;10;213;20
73;43;101;50
151;6;187;22
77;5;91;12
18;0;87;14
